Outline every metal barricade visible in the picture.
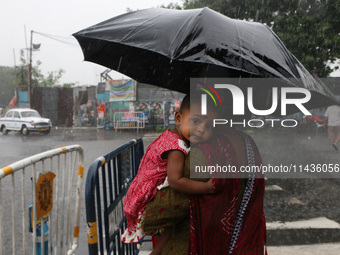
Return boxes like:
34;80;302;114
0;145;85;255
113;112;145;131
85;138;144;255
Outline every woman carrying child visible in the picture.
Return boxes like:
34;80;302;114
122;93;219;254
140;92;267;254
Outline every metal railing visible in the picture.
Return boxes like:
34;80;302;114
113;112;145;131
0;145;85;255
85;138;144;255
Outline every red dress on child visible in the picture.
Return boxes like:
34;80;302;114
122;130;190;243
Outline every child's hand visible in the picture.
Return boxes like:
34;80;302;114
207;179;215;194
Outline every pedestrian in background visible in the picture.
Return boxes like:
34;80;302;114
324;100;340;152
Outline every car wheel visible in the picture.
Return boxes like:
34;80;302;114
21;125;29;136
1;125;8;135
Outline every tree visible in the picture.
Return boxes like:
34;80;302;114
0;66;16;105
126;7;136;13
61;82;77;88
127;2;182;13
182;0;340;77
19;49;65;87
160;2;183;9
0;51;73;105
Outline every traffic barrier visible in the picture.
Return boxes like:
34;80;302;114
113;112;145;132
85;138;144;255
0;145;85;255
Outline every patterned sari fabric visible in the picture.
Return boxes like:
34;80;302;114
189;134;267;255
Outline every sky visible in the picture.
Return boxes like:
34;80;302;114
1;0;339;87
1;0;180;86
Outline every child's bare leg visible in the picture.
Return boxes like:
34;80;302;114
150;227;172;255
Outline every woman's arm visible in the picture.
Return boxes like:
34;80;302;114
165;150;214;194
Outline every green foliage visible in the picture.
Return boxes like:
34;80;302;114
126;7;136;13
127;2;182;12
19;49;65;88
0;66;16;105
160;2;183;9
61;82;77;88
39;69;65;87
156;126;169;132
0;50;71;105
182;0;340;77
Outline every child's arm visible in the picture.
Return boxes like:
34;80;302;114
164;150;214;194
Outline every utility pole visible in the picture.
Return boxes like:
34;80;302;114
28;30;33;109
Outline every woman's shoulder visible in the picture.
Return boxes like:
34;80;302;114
236;130;258;147
194;135;234;156
206;135;233;146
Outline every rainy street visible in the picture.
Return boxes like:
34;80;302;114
1;127;340;253
1;0;340;254
0;127;142;170
252;128;340;247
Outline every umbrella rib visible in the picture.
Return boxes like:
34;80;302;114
231;18;244;74
120;14;163;42
168;11;201;60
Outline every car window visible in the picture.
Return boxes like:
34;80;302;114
6;111;13;118
21;111;41;118
13;112;20;118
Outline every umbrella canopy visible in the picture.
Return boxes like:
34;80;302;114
73;7;336;110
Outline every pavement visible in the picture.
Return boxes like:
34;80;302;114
139;245;340;254
267;243;340;255
139;241;340;255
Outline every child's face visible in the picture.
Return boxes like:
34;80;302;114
175;103;217;144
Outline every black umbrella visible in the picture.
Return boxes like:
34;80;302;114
73;7;336;111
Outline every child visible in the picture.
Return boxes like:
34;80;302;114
122;94;219;253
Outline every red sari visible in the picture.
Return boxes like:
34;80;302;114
189;134;266;255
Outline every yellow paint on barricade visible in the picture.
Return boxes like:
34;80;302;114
78;165;84;178
61;147;66;153
36;172;56;219
98;156;106;167
87;222;98;244
2;166;13;176
74;227;80;237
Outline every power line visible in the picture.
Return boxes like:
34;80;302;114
33;31;79;48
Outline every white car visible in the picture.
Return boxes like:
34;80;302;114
0;109;52;135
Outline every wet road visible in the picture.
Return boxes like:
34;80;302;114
0;127;146;254
251;128;340;246
0;127;144;168
1;127;340;252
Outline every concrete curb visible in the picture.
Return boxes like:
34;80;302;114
267;243;340;255
139;243;340;254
